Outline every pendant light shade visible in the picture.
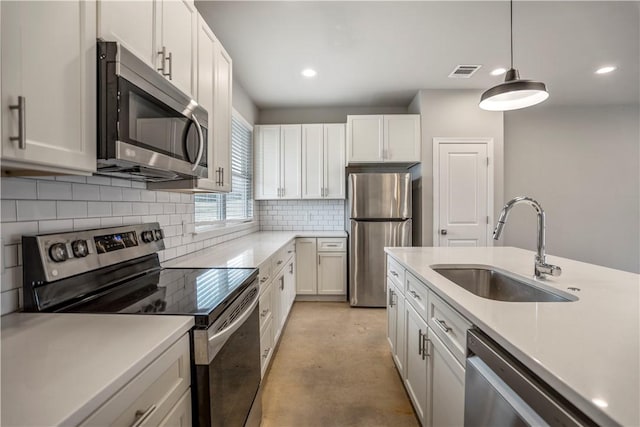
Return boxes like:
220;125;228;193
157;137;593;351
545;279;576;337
479;1;549;111
479;68;549;111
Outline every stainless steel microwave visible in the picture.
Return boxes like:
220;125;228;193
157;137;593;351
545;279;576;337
97;40;208;182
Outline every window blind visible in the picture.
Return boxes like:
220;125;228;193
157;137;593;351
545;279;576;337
195;113;253;224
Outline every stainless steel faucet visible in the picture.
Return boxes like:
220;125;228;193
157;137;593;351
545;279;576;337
493;196;562;278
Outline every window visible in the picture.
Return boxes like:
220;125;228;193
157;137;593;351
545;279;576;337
195;112;254;225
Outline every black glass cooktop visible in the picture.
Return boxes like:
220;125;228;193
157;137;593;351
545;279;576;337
62;267;258;328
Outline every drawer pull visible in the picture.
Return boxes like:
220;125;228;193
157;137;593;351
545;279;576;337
418;329;424;356
409;290;421;300
131;404;157;427
260;277;268;283
288;250;293;254
277;260;283;265
325;244;338;247
390;270;399;277
260;309;269;317
262;348;270;359
436;318;452;333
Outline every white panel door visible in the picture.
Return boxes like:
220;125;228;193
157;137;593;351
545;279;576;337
324;123;346;199
404;304;430;425
280;125;302;199
295;238;317;295
347;115;383;163
430;331;465;427
438;143;489;247
212;42;233;192
1;0;96;175
384;115;421;162
255;125;280;199
317;252;346;295
158;0;195;97
98;0;155;68
301;124;324;199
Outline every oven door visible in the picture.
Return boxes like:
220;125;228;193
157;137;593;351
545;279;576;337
193;283;261;427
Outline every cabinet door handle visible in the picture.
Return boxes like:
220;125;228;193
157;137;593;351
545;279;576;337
165;51;173;80
9;96;26;150
423;337;430;360
157;46;167;74
220;167;224;186
289;263;293;274
388;290;395;307
436;318;452;333
318;255;321;265
390;270;399;277
418;329;423;356
131;404;157;427
409;290;421;300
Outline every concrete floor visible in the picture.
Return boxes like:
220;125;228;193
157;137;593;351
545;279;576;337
261;302;419;427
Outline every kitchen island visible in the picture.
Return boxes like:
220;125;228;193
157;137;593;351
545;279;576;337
385;246;639;427
1;313;194;426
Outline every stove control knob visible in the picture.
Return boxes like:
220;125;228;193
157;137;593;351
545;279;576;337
71;240;89;258
49;243;69;263
141;231;155;243
154;229;163;241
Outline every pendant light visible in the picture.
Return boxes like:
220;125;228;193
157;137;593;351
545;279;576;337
479;0;549;111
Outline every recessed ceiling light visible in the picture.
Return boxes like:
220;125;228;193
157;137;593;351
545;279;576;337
592;398;608;408
491;68;507;76
301;68;317;78
595;66;616;74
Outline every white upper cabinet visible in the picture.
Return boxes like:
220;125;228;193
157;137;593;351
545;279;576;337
301;123;345;200
98;0;196;98
1;0;96;175
212;42;233;192
255;125;302;200
323;124;346;199
347;114;421;164
301;124;324;199
157;0;196;98
280;125;302;199
347;115;383;162
97;1;155;68
384;115;421;162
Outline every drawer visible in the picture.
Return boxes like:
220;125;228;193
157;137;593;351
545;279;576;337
260;317;274;378
284;240;296;258
386;256;404;291
81;334;191;427
428;291;472;366
259;282;273;330
272;248;288;273
258;259;272;294
405;270;429;320
317;237;346;252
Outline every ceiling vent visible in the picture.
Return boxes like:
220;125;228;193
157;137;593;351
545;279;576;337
448;65;482;78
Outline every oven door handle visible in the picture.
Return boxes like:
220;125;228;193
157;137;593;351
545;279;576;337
191;113;204;172
203;292;259;363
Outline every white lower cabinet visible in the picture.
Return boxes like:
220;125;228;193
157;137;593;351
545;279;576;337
430;332;466;427
295;237;346;297
405;304;430;425
258;241;296;378
388;254;470;427
80;334;191;427
387;279;405;375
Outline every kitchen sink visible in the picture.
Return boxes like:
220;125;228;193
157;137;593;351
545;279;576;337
431;265;577;303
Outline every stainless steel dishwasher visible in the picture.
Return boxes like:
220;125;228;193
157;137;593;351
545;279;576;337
464;329;595;427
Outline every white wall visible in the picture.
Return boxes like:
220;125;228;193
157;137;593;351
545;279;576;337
414;89;505;246
503;104;640;273
233;78;259;125
258;106;407;124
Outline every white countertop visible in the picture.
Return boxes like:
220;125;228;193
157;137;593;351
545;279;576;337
385;246;639;427
164;231;347;269
1;313;194;427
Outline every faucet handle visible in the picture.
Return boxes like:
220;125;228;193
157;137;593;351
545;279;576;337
536;262;562;277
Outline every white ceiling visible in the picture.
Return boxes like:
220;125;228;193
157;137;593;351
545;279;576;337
196;1;640;109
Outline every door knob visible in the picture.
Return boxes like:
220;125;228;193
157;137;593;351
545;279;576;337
440;229;448;235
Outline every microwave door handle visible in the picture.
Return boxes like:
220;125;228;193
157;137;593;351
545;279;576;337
191;113;204;171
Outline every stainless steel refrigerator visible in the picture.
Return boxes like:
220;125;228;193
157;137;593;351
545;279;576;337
347;173;412;307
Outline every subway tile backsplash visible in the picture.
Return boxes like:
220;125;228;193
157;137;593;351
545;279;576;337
0;176;258;315
257;199;345;231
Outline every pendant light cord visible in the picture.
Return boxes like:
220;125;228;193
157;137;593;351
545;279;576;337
510;0;514;69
